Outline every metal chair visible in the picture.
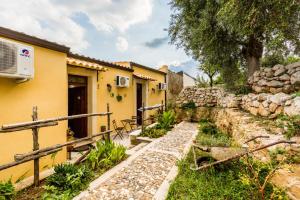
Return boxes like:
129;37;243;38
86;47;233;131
129;116;138;130
112;120;125;139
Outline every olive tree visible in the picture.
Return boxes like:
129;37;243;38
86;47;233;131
169;0;300;77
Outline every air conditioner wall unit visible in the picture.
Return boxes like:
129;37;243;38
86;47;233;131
116;75;130;87
0;38;34;79
158;83;167;90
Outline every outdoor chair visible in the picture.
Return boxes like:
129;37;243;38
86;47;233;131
112;120;125;139
129;116;138;130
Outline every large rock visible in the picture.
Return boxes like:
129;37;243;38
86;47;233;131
257;79;268;86
272;64;284;71
267;80;284;88
285;61;300;70
274;67;286;76
258;104;270;117
269;93;291;105
290;71;300;85
284;97;300;116
279;74;290;81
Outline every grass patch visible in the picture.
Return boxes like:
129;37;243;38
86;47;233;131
14;140;127;200
140;125;167;138
197;120;233;147
167;119;288;200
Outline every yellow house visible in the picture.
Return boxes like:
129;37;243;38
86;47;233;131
0;27;167;184
0;27;69;182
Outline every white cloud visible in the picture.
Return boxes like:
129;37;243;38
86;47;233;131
0;0;153;51
116;37;128;52
0;0;88;51
59;0;153;32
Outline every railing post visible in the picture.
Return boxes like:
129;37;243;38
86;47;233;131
32;106;40;186
107;103;111;141
161;100;164;113
141;102;145;133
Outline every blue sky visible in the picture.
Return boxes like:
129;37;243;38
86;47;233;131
0;0;200;77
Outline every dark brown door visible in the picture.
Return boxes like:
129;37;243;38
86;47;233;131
68;75;88;138
136;83;143;125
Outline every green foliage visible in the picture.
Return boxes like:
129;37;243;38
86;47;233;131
167;151;287;200
198;61;220;87
169;0;300;79
270;147;300;164
0;180;15;200
198;120;233;147
195;75;209;87
200;121;217;135
157;111;176;131
292;92;300;97
140;126;167;138
276;115;300;139
231;85;252;95
181;101;196;110
43;164;93;200
262;54;300;68
167;123;288;200
86;140;126;170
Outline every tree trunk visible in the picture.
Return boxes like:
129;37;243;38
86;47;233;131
209;76;213;87
245;35;263;78
246;56;260;77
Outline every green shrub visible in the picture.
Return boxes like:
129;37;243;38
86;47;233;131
86;140;126;170
0;180;15;200
141;126;167;138
276;115;300;139
157;111;175;130
198;120;232;146
200;122;218;135
233;85;252;95
43;164;93;199
181;101;196;110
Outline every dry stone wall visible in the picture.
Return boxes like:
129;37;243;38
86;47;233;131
241;93;298;118
175;87;241;108
176;87;300;118
248;62;300;94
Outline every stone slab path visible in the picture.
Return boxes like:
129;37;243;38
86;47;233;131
74;122;198;200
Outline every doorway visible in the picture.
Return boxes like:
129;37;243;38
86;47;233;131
136;83;143;125
68;75;88;138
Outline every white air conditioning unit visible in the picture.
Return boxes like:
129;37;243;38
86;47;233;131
0;38;34;79
158;83;167;90
116;75;130;87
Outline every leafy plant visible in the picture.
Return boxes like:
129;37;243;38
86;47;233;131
232;85;252;95
198;120;232;147
140;126;167;138
86;140;126;170
242;156;289;200
157;110;175;130
43;163;93;199
0;180;15;200
181;101;196;110
276;115;300;139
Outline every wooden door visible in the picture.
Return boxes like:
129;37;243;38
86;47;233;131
136;83;143;125
68;76;88;138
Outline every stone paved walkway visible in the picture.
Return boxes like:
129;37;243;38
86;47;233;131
74;122;198;200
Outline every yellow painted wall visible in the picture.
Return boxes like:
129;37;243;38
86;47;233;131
132;65;166;117
0;37;68;182
98;68;135;128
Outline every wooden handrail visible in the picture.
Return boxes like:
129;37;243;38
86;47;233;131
1;112;112;130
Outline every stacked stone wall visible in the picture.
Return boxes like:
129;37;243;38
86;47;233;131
248;62;300;94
